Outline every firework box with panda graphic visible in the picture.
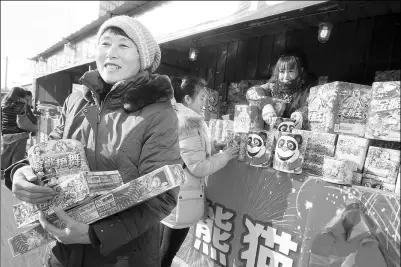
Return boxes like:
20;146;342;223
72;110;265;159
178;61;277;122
333;83;372;137
8;164;186;257
308;82;341;133
364;81;400;142
321;157;355;185
362;146;400;185
273;132;308;174
334;135;370;173
233;105;264;133
266;117;301;132
246;130;275;168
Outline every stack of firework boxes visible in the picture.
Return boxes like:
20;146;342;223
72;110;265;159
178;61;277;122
8;139;186;257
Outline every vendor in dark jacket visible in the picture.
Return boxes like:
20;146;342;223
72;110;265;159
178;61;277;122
246;52;318;129
1;87;37;170
3;15;181;267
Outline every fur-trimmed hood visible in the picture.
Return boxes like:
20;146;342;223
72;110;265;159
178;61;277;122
174;103;211;156
79;70;174;113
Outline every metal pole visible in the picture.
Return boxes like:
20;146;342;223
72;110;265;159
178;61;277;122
4;56;9;89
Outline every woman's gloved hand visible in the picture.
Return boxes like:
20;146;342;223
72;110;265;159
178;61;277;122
291;111;303;129
262;104;277;125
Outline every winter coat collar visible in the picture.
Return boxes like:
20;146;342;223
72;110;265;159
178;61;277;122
174;103;212;156
79;70;174;113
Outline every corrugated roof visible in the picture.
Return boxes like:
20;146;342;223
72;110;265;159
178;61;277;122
29;1;166;60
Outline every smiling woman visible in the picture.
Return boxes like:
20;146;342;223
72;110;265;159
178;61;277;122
4;15;180;267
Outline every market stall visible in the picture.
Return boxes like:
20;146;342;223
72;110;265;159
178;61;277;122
154;1;401;267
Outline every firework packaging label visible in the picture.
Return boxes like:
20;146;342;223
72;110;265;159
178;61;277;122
365;81;400;141
8;164;186;257
321;157;354;185
267;117;300;132
334;135;369;172
292;129;337;157
363;146;400;185
374;70;400;82
233;105;263;133
201;88;219;121
308;82;340;133
334;83;372;137
361;178;396;193
246;131;275;168
27;139;90;186
273;133;308;174
13;170;123;228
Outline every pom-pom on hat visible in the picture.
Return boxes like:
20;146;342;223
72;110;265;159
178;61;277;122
97;15;161;73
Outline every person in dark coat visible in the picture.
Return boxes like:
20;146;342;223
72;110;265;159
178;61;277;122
4;15;181;267
1;87;37;170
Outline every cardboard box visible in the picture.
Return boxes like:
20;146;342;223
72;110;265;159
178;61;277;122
363;146;400;184
334;83;372;137
246;131;275;168
374;70;400;82
13;171;123;228
237;133;249;162
335;135;369;172
27;139;90;185
233;105;263;133
8;164;186;257
273;133;308;174
365;81;400;142
368;139;401;151
361;178;396;193
292;129;337;157
321;157;354;185
303;161;323;176
308;82;340;133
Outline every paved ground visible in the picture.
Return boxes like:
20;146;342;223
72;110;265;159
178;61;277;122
1;180;47;267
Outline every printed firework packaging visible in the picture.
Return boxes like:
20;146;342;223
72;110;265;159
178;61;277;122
202;88;219;121
303;161;323;176
267;117;300;133
334;83;372;137
374;70;400;82
369;139;401;150
208;119;218;141
8;164;186;257
335;135;369;172
363;146;400;185
233;105;263;133
237;133;249;161
246;131;275;168
13;170;123;228
361;178;396;193
321;157;354;185
273;133;308;174
221;120;234;143
27;139;90;185
308;82;340;133
292;129;337;157
365;81;400;141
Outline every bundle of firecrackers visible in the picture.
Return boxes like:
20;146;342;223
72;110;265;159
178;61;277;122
8;139;187;257
208;75;401;193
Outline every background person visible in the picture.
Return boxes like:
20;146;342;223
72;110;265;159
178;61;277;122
1;87;37;171
160;76;239;267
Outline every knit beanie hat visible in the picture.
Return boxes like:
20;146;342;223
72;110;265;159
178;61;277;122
97;15;161;73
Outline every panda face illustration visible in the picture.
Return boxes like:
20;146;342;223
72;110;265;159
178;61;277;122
277;121;295;132
276;135;303;162
247;133;267;158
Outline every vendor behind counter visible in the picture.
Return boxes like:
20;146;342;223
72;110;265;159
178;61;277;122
246;52;318;130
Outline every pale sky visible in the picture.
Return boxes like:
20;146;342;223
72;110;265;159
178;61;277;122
1;1;99;88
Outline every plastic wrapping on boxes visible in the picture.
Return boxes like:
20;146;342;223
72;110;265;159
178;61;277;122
8;164;186;257
335;135;369;172
365;81;400;142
